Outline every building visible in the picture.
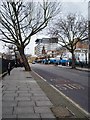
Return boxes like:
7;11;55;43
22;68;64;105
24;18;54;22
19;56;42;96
0;53;2;58
55;39;89;63
35;37;58;58
75;40;89;63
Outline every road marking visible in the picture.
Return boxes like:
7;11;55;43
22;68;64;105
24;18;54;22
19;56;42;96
55;85;59;87
32;70;46;82
68;84;78;89
55;85;63;90
62;86;67;90
50;84;90;116
55;85;67;90
32;70;89;116
50;79;57;81
50;79;53;81
72;84;84;90
64;84;73;89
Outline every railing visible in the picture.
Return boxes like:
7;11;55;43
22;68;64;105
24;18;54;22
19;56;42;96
0;58;2;74
0;58;15;75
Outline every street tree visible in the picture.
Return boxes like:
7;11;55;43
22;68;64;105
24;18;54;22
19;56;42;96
49;13;88;68
0;0;61;71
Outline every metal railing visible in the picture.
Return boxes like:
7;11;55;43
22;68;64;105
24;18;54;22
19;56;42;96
0;58;15;75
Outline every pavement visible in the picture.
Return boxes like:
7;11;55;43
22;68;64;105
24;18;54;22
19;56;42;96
1;67;56;119
0;80;2;120
58;65;90;72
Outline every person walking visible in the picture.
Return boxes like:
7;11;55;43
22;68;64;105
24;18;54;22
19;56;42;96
7;62;11;75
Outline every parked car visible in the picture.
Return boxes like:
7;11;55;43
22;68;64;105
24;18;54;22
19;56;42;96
36;60;42;63
68;59;80;66
61;59;69;66
55;59;61;65
49;58;56;64
32;61;35;64
42;59;48;64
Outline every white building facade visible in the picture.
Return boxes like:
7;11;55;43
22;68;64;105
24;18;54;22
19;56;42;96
35;38;58;57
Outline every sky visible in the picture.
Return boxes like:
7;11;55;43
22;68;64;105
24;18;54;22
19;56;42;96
0;0;89;55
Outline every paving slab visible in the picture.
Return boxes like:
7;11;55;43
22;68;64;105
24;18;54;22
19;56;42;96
13;107;34;114
18;93;32;97
2;68;55;119
2;96;15;101
31;96;50;101
3;93;18;97
40;113;56;119
2;107;13;115
34;107;53;114
3;91;16;94
2;114;17;118
33;93;47;97
36;100;53;107
15;96;31;101
17;113;40;118
18;88;30;91
16;91;29;93
17;101;35;107
2;101;17;107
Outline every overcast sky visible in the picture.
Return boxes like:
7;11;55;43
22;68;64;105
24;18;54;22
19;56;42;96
0;0;89;55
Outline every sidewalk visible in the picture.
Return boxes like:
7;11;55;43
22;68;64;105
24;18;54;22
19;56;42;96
0;80;2;120
58;65;90;72
1;67;55;119
76;67;90;72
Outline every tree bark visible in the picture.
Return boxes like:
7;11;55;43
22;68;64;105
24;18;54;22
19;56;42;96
18;48;31;71
71;52;76;69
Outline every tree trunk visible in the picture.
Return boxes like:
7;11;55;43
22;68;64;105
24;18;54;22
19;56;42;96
18;48;31;71
71;52;76;69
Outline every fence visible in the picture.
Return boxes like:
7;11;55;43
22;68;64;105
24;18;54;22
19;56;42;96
0;58;15;74
0;58;2;74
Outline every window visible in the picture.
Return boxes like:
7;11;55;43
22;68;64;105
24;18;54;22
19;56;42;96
81;54;84;56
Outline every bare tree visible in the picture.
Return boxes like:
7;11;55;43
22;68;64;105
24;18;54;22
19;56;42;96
0;0;61;71
49;13;88;68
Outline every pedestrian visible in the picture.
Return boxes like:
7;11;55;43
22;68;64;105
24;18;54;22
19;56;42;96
7;62;11;75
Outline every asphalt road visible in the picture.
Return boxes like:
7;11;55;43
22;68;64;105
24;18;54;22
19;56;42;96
31;63;89;113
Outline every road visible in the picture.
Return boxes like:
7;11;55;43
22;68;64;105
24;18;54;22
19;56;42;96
31;63;89;113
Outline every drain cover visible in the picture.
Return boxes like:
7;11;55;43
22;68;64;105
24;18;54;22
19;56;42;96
26;76;32;78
